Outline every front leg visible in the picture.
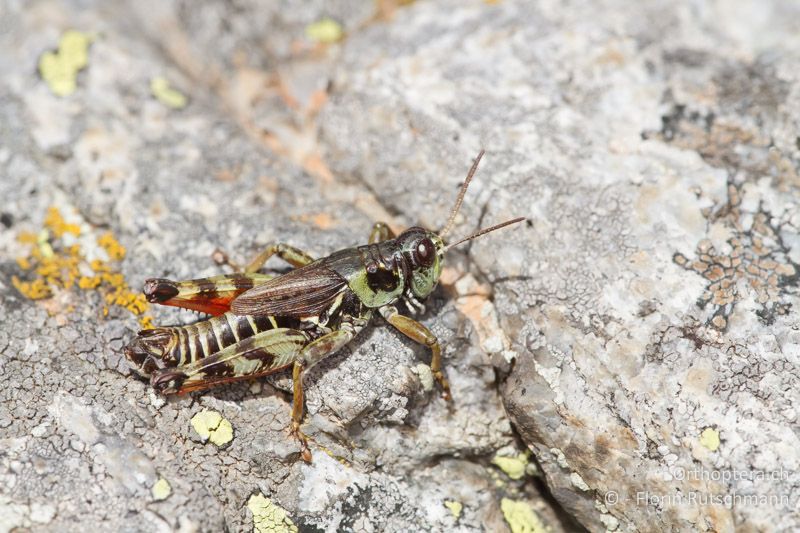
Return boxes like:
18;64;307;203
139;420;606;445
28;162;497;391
380;305;451;401
214;243;315;273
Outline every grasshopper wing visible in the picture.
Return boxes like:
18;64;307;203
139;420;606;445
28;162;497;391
230;262;347;317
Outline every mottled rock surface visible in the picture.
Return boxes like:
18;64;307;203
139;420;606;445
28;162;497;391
0;1;557;532
2;1;799;532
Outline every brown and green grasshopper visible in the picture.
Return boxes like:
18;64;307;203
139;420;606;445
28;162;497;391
125;150;524;461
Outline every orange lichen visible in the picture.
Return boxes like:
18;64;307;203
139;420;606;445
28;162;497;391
13;206;152;325
11;277;52;300
97;232;126;261
43;206;81;237
78;276;101;289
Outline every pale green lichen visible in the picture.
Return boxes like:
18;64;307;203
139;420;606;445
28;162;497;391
492;451;529;480
700;427;720;451
151;478;171;501
39;30;93;96
247;493;298;533
444;500;463;519
304;18;344;44
501;498;547;533
191;410;234;446
413;363;434;392
569;472;590;491
150;77;188;109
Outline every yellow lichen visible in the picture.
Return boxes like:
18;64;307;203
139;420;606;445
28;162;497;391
38;30;93;96
191;410;234;446
305;18;344;44
700;427;720;451
150;77;188;109
444;500;463;519
248;493;298;533
501;498;547;533
492;452;529;480
151;478;172;501
13;206;152;324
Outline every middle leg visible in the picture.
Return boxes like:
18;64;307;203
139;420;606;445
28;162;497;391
380;305;451;401
214;243;315;273
368;222;396;244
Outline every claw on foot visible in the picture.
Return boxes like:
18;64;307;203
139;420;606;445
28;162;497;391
212;248;244;272
433;370;452;402
290;422;313;463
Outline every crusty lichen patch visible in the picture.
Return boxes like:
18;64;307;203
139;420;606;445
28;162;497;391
38;30;93;96
150;77;188;109
444;500;463;519
674;183;798;330
247;493;298;533
501;498;547;533
13;206;152;327
492;451;529;480
700;427;720;451
151;478;172;501
304;18;344;44
412;363;434;392
191;410;234;446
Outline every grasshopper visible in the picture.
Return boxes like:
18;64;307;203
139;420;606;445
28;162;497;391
125;150;524;461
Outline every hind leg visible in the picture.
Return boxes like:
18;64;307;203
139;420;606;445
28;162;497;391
289;328;359;462
143;273;273;316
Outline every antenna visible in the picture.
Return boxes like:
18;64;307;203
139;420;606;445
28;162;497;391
445;217;527;251
439;149;484;237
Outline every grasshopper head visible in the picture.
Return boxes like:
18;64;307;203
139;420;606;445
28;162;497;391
396;227;445;299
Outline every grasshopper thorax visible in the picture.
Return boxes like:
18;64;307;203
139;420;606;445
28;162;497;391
343;227;444;308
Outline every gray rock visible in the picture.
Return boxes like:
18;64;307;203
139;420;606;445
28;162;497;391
0;1;559;532
4;0;798;531
315;0;800;531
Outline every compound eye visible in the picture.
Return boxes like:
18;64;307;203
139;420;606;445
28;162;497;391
414;238;436;267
